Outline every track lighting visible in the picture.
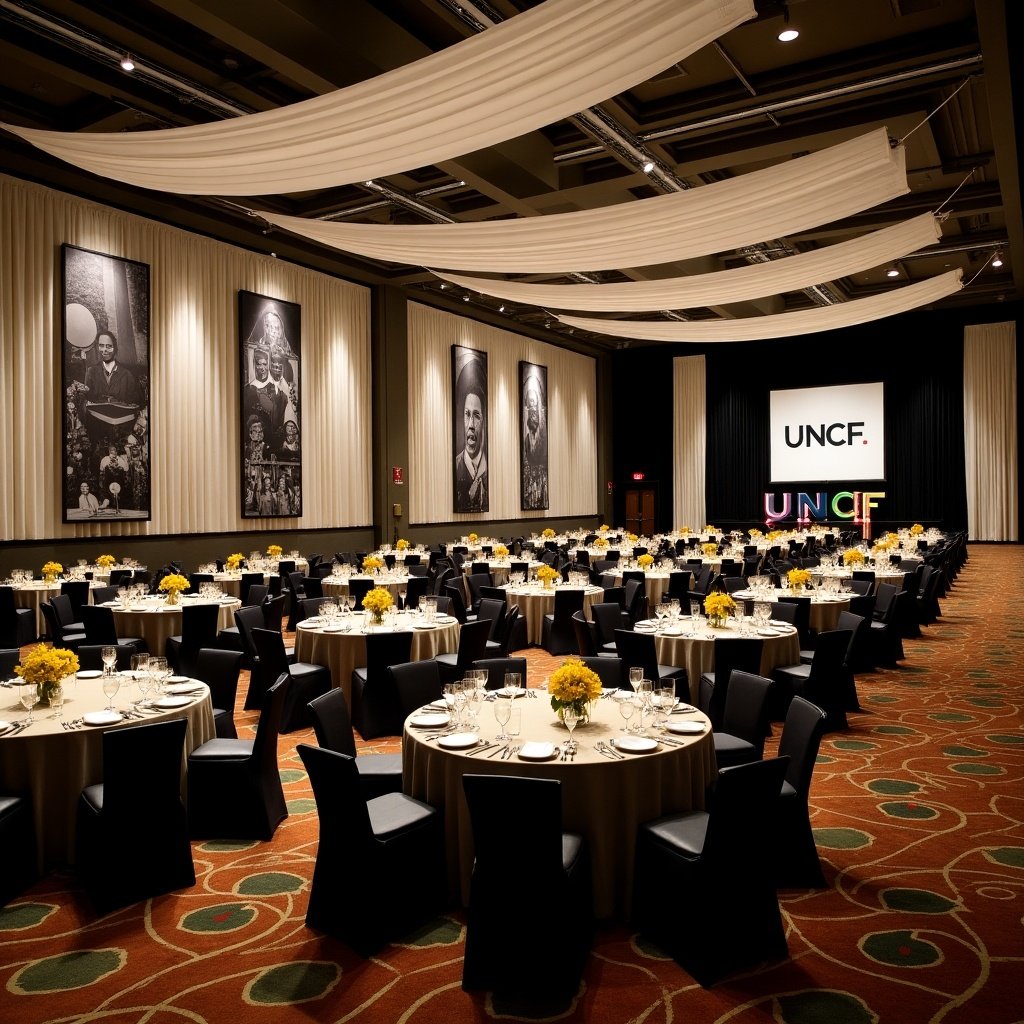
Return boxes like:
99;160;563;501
886;267;900;278
777;4;799;42
462;294;470;302
498;305;505;313
119;54;135;71
641;160;655;173
991;251;1003;268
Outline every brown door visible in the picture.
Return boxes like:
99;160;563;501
625;489;656;536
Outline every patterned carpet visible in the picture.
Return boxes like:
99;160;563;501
1;544;1021;1024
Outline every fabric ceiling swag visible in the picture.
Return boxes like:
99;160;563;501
555;270;963;342
432;214;942;311
0;0;755;197
262;129;909;273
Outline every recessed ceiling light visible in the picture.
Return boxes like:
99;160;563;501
641;160;655;173
777;28;799;42
498;305;505;313
119;54;135;71
886;267;900;278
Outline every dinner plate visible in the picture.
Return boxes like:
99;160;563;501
634;622;657;633
437;732;480;750
77;669;103;679
612;736;658;753
167;675;189;683
153;695;193;709
83;710;122;726
409;712;450;728
756;628;778;636
303;618;324;627
666;720;705;735
768;619;788;626
495;687;527;698
661;628;683;637
412;623;436;630
518;742;557;761
0;720;12;732
434;615;457;624
166;682;204;695
322;624;345;632
671;703;697;714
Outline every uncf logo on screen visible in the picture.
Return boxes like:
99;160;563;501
784;421;867;448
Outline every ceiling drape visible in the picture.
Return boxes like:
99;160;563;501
1;0;754;196
263;130;908;273
556;270;964;342
433;214;942;311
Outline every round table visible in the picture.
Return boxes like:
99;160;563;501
212;571;271;598
501;583;605;645
462;559;543;586
322;573;414;603
402;692;715;920
600;569;673;606
105;595;240;653
0;673;214;869
9;579;106;638
732;589;852;633
294;613;461;704
810;567;908;589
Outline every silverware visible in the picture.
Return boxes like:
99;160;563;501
486;744;508;758
466;741;500;757
595;744;618;760
597;741;623;760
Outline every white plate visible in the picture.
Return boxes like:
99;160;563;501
77;670;103;679
83;710;122;726
757;628;778;636
303;618;324;627
412;623;436;630
166;682;204;695
662;628;683;637
518;742;557;761
0;720;11;731
612;735;659;753
409;712;450;728
322;624;345;633
634;622;657;632
435;615;457;624
768;619;788;626
495;687;527;698
666;720;705;735
153;695;193;709
167;675;189;683
437;732;480;750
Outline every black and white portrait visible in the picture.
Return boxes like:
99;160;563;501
520;361;549;510
62;244;151;522
239;290;301;518
452;345;488;513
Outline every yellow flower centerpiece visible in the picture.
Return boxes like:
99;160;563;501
548;656;602;726
267;544;283;558
542;528;556;539
627;532;639;544
96;554;116;569
749;528;763;539
703;591;736;627
17;643;79;705
637;553;654;570
704;525;718;534
678;525;691;535
493;544;509;560
158;573;189;605
468;532;479;544
843;549;866;566
362;586;393;626
910;523;925;536
594;536;609;550
599;523;610;532
396;538;409;551
702;543;718;557
536;564;559;588
362;555;384;574
787;568;812;590
766;530;785;542
226;553;244;571
42;561;63;583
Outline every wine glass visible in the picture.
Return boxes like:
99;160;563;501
615;690;637;733
102;673;120;712
635;679;654;734
18;680;38;724
101;645;118;676
504;671;522;699
628;666;643;690
493;696;512;741
562;705;580;752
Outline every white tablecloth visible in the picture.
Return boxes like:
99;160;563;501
501;583;605;645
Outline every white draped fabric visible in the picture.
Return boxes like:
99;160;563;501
963;322;1018;541
406;303;597;525
557;271;963;342
673;356;707;530
263;130;908;273
0;175;372;542
1;0;754;196
433;214;942;311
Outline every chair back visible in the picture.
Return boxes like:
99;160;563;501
702;756;790;865
188;572;214;594
252;677;290;779
262;593;287;631
613;628;659;685
472;656;527;691
403;575;431;610
348;577;374;611
90;585;119;606
591;601;625;645
51;593;80;628
498;605;521;656
108;569;134;587
455;618;493;671
233;605;265;662
579;655;624;690
307;687;358;757
252;627;291;683
719;670;774;757
571;610;598;656
444;583;470;623
479;585;506;604
551;587;585;624
297;744;373;852
806;628;852;683
177;603;221;674
80;604;121;645
302;575;324;599
245;583;269;607
60;580;90;619
193;648;243;716
39;600;63;642
777;696;828;799
101;718;187;818
706;636;764;729
301;597;330;618
363;628;414;683
475;597;506;640
239;573;264;604
775;595;812;644
873;582;900;622
389;659;444;717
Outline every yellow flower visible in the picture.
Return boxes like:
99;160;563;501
749;528;763;538
704;525;718;533
361;586;394;617
704;592;736;618
16;644;79;685
96;554;116;568
493;544;509;559
158;573;189;594
702;543;718;556
910;523;924;535
627;533;638;544
599;524;610;532
226;553;244;570
536;565;559;584
42;561;63;579
362;555;384;573
468;532;479;543
637;553;654;570
787;568;811;588
593;536;609;549
267;544;283;558
542;528;555;539
678;525;691;534
547;657;603;715
396;539;409;551
843;549;866;566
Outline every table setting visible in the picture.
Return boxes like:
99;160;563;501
500;579;604;644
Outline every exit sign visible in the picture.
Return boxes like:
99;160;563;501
631;472;645;481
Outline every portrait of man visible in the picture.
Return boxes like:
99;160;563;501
520;361;549;510
451;345;488;513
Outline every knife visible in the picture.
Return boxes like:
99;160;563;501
466;741;500;757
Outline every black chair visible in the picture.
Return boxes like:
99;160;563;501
444;582;472;624
571;609;599;656
285;571;307;629
307;687;403;799
0;648;20;675
193;647;244;739
77;643;134;671
461;774;592;997
591;601;628;654
187;676;289;840
698;636;764;731
613;629;688;689
868;582;905;666
235;604;270;702
542;587;585;655
402;574;431;611
187;572;215;595
465;572;492;613
301;575;324;599
771;628;853;730
390;659;445;718
579;654;624;690
89;585;119;606
775;595;813;648
471;655;528;691
107;568;134;587
301;596;331;619
712;670;774;769
775;696;829;888
238;572;265;605
165;602;221;677
479;585;507;605
0;587;35;647
78;604;148;655
632;756;790;987
40;600;86;650
350;629;414;739
298;744;446;957
497;604;524;656
0;792;37;906
474;597;506;653
60;580;91;622
435;618;492;685
252;627;332;733
51;592;86;638
623;578;648;625
261;593;288;634
76;718;194;914
348;577;374;612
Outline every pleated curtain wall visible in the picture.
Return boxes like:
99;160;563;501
673;356;707;530
0;175;372;542
406;303;597;525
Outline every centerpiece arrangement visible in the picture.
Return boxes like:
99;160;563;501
41;561;63;583
548;656;602;727
749;528;763;539
594;536;609;550
843;549;866;567
703;591;736;627
266;544;283;558
96;554;116;569
536;564;559;588
226;552;244;571
362;554;384;574
599;523;610;532
16;643;79;706
541;528;556;539
787;567;812;590
637;553;654;570
395;538;409;551
910;523;925;536
702;542;718;557
362;586;393;627
158;573;189;605
493;543;509;561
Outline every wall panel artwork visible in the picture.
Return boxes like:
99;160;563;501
519;360;549;510
62;244;151;522
452;345;488;513
239;290;302;517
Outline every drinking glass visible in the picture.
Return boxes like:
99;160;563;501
101;645;118;676
49;680;66;720
635;679;654;734
102;673;120;711
628;666;643;690
493;697;512;741
616;690;637;733
562;705;580;751
465;679;483;727
655;687;675;728
504;671;522;698
18;681;38;724
149;656;168;697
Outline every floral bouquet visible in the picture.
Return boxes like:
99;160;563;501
599;523;611;532
468;532;479;543
493;544;509;559
594;536;609;550
548;657;602;723
362;586;393;624
362;555;384;573
637;553;654;570
16;644;79;704
678;525;691;534
704;592;736;624
627;532;639;544
159;573;189;595
96;554;116;568
226;553;244;571
536;564;559;587
42;561;63;582
766;530;785;542
749;528;763;538
910;523;925;536
843;549;866;566
703;524;718;533
787;568;812;589
267;544;283;558
702;543;718;556
395;538;409;551
542;528;556;539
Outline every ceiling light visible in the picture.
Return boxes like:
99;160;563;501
777;27;799;42
462;294;470;302
641;160;655;173
498;305;505;313
991;251;1004;268
119;54;135;71
439;282;447;290
886;267;900;278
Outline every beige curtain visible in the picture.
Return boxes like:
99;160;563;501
264;130;908;273
2;0;754;196
0;175;372;542
963;322;1018;541
674;357;706;530
559;271;963;342
407;303;597;525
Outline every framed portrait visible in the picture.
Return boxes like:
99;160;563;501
239;290;302;518
61;244;151;523
451;345;488;513
520;360;549;510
